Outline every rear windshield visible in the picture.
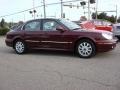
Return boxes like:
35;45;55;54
10;23;24;30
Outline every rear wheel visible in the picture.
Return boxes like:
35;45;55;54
76;39;96;58
14;40;27;54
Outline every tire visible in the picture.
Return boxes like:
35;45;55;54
116;36;120;41
75;39;96;58
14;40;27;54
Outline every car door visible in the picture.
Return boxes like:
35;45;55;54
40;19;70;50
23;20;42;48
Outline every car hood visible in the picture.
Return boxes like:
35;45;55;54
78;28;112;34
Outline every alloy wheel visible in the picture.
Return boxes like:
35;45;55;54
14;40;26;54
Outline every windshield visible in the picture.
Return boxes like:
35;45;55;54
59;19;82;30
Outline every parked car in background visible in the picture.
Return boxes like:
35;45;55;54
76;19;112;32
10;22;24;30
112;23;120;40
5;18;117;58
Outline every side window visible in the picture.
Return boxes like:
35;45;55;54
117;26;120;30
24;21;40;31
43;20;59;31
94;20;102;26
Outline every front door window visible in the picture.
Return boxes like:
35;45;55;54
43;20;59;31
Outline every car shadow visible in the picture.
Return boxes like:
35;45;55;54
4;46;118;60
5;48;78;58
28;49;76;57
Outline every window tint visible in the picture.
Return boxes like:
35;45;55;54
24;21;40;31
117;26;120;29
43;20;59;31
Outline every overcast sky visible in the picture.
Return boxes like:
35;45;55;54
0;0;119;22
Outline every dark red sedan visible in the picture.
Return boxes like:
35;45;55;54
5;18;117;58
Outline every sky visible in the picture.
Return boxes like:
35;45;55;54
0;0;119;22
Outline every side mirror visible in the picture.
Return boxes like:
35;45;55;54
56;26;65;32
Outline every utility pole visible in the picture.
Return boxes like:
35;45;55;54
95;0;98;19
29;0;36;19
88;0;90;20
60;0;63;18
24;13;25;21
116;5;117;23
43;0;46;18
33;0;35;19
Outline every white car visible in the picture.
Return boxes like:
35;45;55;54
112;23;120;39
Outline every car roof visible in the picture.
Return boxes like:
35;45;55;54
27;18;59;22
24;18;61;24
113;23;120;26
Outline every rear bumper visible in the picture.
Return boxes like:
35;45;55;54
5;38;13;47
96;39;117;52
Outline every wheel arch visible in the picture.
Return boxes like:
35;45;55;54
12;37;25;49
74;37;97;51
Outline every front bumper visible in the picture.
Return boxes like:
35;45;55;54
96;39;117;52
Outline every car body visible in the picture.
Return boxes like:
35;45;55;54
112;23;120;39
76;19;112;32
5;18;117;58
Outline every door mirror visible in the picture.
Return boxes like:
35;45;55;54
56;26;65;32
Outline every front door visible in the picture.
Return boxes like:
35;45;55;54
40;19;70;50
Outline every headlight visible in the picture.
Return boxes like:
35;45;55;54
102;33;113;40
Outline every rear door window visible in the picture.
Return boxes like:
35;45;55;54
24;21;41;31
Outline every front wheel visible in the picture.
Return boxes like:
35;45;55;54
14;40;27;54
76;39;96;58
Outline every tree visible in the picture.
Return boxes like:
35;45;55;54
91;12;117;23
0;18;5;28
92;12;108;20
117;16;120;23
108;15;116;23
91;12;97;19
97;12;107;20
0;18;9;35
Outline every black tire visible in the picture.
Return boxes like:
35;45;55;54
116;36;120;41
14;40;27;54
75;39;96;58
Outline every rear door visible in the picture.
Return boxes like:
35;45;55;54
23;20;42;48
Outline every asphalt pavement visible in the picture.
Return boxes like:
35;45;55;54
0;36;120;90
